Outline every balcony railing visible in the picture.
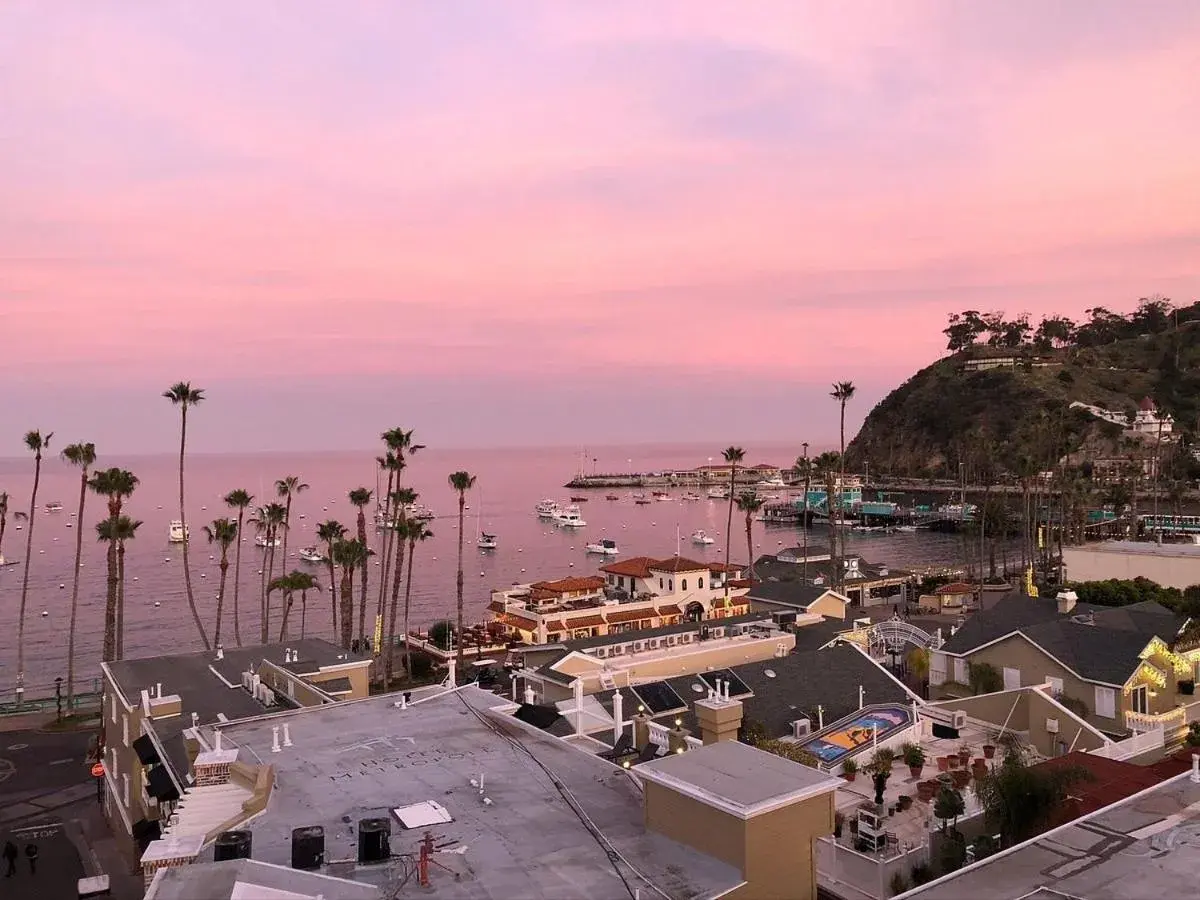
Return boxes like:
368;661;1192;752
1125;707;1186;733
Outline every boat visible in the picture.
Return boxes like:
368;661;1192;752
635;498;652;506
707;487;729;499
552;505;587;527
0;554;16;568
477;532;498;550
44;501;64;513
569;495;589;503
893;525;918;533
681;492;701;501
405;503;435;522
536;500;559;518
256;534;281;548
755;475;786;489
630;492;646;500
299;546;325;563
605;494;620;501
652;490;670;498
691;530;715;545
168;520;189;543
585;538;619;555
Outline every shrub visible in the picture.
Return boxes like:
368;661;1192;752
889;871;910;896
968;662;1004;695
910;863;934;886
1187;722;1200;748
428;619;454;650
903;743;926;768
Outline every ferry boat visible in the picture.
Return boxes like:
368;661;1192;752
691;530;715;545
256;534;281;548
44;501;64;513
552;505;587;528
535;500;559;518
585;538;619;555
168;520;189;543
298;546;325;563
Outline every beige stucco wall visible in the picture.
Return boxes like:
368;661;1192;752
1062;546;1200;591
929;689;1032;733
807;594;847;620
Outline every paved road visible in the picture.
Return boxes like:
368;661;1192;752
0;728;94;799
0;819;85;900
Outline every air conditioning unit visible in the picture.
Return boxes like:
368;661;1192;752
950;710;966;730
1046;718;1059;734
792;718;812;738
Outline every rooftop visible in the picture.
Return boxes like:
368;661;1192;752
638;740;841;819
1072;540;1200;558
903;770;1200;900
146;858;381;899
212;686;743;899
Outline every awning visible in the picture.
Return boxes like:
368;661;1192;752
606;608;655;624
567;615;605;628
146;765;180;803
132;734;160;767
655;604;682;616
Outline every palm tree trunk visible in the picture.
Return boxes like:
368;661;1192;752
325;549;338;635
278;591;293;642
117;539;127;660
376;472;396;639
385;532;408;688
259;539;270;644
801;465;812;583
16;452;43;696
745;512;755;582
281;497;293;570
455;494;466;680
300;590;308;639
232;510;245;647
340;569;355;650
357;510;369;647
103;540;118;662
839;401;848;589
723;467;737;605
178;408;209;650
401;538;417;687
66;467;89;708
264;528;278;643
215;553;229;646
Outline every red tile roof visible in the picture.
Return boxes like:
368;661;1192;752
566;614;605;628
545;620;566;633
531;575;606;594
728;579;754;589
600;557;657;578
936;582;977;595
487;600;507;613
650;556;709;573
1034;751;1183;828
606;608;656;624
656;604;682;616
707;562;744;573
500;613;539;632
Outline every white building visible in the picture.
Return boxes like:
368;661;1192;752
1132;396;1173;436
1062;541;1200;590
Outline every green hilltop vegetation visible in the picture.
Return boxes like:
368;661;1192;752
850;298;1200;480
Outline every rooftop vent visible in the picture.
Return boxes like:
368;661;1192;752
393;800;453;830
291;826;324;871
213;830;252;862
357;818;391;864
1057;590;1078;615
791;718;811;738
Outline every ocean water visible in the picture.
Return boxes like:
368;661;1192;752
0;442;976;693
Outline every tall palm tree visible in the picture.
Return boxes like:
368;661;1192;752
735;492;764;582
384;487;418;673
163;382;209;650
348;487;373;644
375;429;423;651
0;491;9;564
223;489;253;647
252;502;288;642
384;519;411;690
374;450;399;616
332;538;367;650
113;515;141;658
797;442;812;583
203;517;238;647
275;475;309;568
448;471;476;679
16;429;52;699
61;442;96;709
831;381;857;571
399;520;433;688
88;468;138;662
815;451;842;590
720;447;745;607
317;519;346;634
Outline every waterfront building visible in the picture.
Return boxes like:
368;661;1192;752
754;549;913;608
488;555;751;644
1062;539;1200;589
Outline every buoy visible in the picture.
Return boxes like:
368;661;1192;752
154;601;160;607
200;573;207;578
39;549;45;553
480;572;485;576
521;568;526;573
201;506;207;511
59;584;65;589
209;555;215;560
165;558;171;562
133;576;139;581
41;610;48;617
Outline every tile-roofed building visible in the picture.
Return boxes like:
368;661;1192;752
649;556;710;573
752;550;913;607
530;575;607;594
745;581;851;622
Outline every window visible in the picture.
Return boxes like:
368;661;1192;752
659;578;664;590
111;697;118;723
669;580;674;591
698;578;704;588
1003;667;1021;691
122;714;128;746
1046;676;1064;697
681;579;688;591
1131;684;1149;715
1094;686;1116;718
953;658;968;684
929;652;948;686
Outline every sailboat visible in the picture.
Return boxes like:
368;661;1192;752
476;487;497;549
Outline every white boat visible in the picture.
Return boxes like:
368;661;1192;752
553;505;587;527
256;534;281;548
681;492;701;502
0;554;16;568
168;520;189;543
299;546;325;563
755;475;786;489
707;487;729;499
478;532;498;550
404;503;435;522
691;530;715;545
585;538;619;555
44;501;64;513
893;525;918;533
536;499;559;518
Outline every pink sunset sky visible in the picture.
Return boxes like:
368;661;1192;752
3;1;1199;453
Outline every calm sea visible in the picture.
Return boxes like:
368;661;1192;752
0;442;976;694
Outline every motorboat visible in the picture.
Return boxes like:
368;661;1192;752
168;520;189;543
755;475;786;489
681;492;701;501
552;505;587;527
477;532;498;550
0;554;16;568
630;492;646;500
585;539;619;555
635;498;652;506
652;490;670;498
536;500;559;518
893;525;918;533
707;487;729;499
569;496;589;503
299;546;325;563
256;534;281;548
605;494;620;501
691;530;715;545
44;501;64;513
404;503;435;522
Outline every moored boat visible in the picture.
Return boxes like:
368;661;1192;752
298;546;325;563
585;538;619;555
477;532;498;550
691;530;715;545
168;520;189;543
552;505;587;527
256;534;281;548
44;501;64;513
536;499;559;518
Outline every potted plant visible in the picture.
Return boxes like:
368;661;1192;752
904;743;926;779
841;758;858;782
957;743;973;766
971;757;988;779
951;768;970;790
916;780;936;803
982;741;997;759
897;794;912;811
947;754;960;770
936;754;950;772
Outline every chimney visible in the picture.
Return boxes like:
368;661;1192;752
572;679;585;736
1057;590;1078;615
214;731;222;751
693;694;743;745
1192;754;1199;784
156;682;163;698
271;726;281;753
216;646;224;660
283;722;293;747
632;711;651;750
612;690;624;744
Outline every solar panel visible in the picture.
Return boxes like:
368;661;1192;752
631;681;687;715
699;669;752;698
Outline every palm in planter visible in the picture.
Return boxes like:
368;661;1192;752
903;743;926;778
841;758;858;781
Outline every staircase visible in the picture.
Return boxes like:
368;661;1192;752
160;782;253;841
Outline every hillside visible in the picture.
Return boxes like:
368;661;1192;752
849;300;1200;478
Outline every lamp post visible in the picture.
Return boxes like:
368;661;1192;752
55;676;63;721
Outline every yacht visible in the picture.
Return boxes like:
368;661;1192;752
535;500;559;518
168;521;189;543
477;532;498;550
44;501;64;513
707;487;729;500
691;530;715;545
256;534;281;548
299;546;325;563
553;505;587;527
755;475;786;489
681;492;701;502
585;538;619;555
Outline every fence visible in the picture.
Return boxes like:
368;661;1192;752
816;835;929;900
1;678;102;717
646;720;703;754
1089;726;1165;761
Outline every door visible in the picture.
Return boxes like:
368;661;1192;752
1003;667;1021;691
1131;684;1149;715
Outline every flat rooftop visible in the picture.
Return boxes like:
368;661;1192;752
1074;540;1200;558
638;739;841;819
147;858;381;899
905;771;1200;899
214;686;742;899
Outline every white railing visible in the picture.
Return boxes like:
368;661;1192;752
1125;707;1186;734
645;721;703;754
1090;726;1164;761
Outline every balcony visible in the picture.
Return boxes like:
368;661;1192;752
1125;707;1187;734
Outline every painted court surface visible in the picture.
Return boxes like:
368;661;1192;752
801;705;912;763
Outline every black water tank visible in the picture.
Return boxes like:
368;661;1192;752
291;826;325;870
214;830;252;862
357;817;391;864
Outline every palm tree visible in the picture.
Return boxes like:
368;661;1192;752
16;429;52;699
831;381;857;570
113;515;141;658
223;489;253;647
374;450;399;620
348;487;373;645
88;468;138;662
735;492;764;582
399;521;433;688
0;491;9;564
384;487;418;675
317;520;346;634
815;451;842;589
61;442;96;709
268;571;319;642
163;382;209;650
332;538;368;650
293;570;320;639
720;447;745;607
252;502;288;642
375;429;423;654
203;518;238;647
275;475;309;568
797;442;811;582
448;470;476;679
